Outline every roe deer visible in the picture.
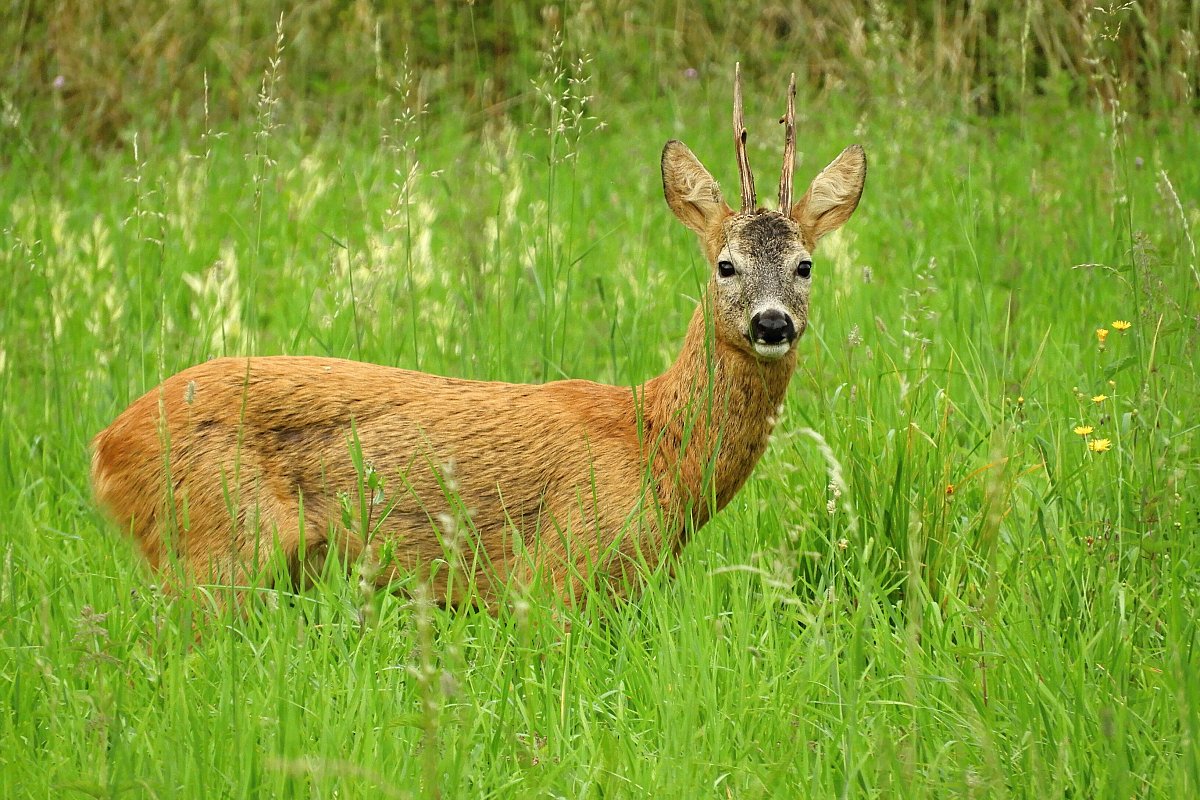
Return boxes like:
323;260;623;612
91;66;866;607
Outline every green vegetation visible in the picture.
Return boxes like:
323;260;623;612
2;2;1198;797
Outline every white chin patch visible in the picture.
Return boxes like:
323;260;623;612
752;342;791;359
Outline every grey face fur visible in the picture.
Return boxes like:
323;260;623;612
661;137;866;362
714;212;811;360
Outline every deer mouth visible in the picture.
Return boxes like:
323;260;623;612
746;337;793;360
754;342;792;360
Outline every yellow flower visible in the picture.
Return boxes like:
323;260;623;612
1073;425;1094;436
1096;328;1109;343
1088;438;1112;452
1092;394;1108;403
1112;320;1132;331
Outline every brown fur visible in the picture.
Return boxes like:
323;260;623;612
92;119;865;608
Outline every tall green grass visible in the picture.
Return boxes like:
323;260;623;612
6;1;1198;145
2;7;1199;798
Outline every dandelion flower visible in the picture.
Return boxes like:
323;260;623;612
1088;438;1112;452
1073;425;1094;436
1112;320;1132;331
1092;394;1108;403
1096;328;1109;343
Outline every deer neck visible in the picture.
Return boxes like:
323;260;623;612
643;301;796;531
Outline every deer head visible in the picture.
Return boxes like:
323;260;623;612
661;64;867;360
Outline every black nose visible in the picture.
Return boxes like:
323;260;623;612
751;309;796;345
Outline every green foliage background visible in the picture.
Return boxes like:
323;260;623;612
1;2;1198;797
7;0;1199;143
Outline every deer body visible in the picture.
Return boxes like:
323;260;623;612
91;68;865;606
92;304;786;601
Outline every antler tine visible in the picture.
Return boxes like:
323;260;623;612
778;73;797;211
733;62;756;213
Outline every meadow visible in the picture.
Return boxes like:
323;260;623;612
2;3;1199;797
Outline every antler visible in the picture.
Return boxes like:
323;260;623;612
733;63;756;213
778;73;797;211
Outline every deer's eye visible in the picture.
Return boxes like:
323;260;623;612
796;260;813;279
717;260;736;278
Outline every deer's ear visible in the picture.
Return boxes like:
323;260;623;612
662;140;731;235
790;145;866;245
